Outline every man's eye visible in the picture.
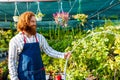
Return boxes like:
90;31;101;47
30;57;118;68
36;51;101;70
31;21;35;23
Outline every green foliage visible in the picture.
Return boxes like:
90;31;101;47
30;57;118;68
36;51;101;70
40;20;120;80
65;25;120;80
1;20;120;80
0;59;8;80
0;29;15;51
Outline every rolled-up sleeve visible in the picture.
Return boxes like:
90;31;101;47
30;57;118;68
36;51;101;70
40;35;65;59
8;39;19;80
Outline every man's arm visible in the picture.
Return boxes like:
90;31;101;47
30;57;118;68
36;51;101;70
8;38;19;80
39;34;65;58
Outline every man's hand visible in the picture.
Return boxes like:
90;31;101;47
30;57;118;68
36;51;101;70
64;51;71;59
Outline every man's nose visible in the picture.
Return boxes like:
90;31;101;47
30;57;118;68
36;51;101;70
33;22;36;25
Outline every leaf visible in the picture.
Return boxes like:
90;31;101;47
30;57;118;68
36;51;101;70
115;56;120;62
114;49;120;54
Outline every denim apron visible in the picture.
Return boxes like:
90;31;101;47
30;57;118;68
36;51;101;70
18;33;46;80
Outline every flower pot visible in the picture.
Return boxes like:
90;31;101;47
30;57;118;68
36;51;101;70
36;17;42;21
13;16;19;22
46;73;49;80
55;74;62;80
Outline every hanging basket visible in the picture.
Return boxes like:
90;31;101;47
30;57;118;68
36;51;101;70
53;12;69;27
36;17;42;21
13;16;19;22
13;2;19;22
35;12;44;21
72;14;88;26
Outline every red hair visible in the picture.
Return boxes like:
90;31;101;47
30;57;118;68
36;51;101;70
17;11;35;32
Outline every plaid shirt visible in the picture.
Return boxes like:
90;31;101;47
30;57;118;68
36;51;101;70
8;32;64;80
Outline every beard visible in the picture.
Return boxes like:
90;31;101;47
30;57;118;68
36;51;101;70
25;25;36;35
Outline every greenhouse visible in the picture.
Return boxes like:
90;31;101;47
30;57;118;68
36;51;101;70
0;0;120;80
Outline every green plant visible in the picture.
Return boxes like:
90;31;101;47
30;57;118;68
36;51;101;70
35;12;44;18
1;19;120;80
72;14;88;26
0;59;8;80
65;25;120;79
0;30;14;51
53;12;69;27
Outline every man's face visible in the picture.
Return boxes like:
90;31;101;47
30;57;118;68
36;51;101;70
25;16;37;35
29;16;36;29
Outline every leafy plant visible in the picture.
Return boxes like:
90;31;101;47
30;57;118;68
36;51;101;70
35;12;44;21
53;12;69;27
0;30;14;51
0;59;8;80
65;25;120;80
35;12;44;18
72;14;88;26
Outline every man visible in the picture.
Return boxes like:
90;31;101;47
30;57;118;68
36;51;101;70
8;11;71;80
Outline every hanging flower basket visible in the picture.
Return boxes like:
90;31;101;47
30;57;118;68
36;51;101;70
72;14;88;26
35;12;44;21
13;2;19;22
13;16;19;22
53;12;69;27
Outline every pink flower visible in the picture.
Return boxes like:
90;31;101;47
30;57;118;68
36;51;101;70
53;12;69;27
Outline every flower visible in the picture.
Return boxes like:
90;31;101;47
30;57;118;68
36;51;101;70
72;14;88;26
53;12;69;27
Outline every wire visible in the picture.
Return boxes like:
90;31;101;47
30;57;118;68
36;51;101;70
68;0;71;7
36;1;41;13
61;2;63;12
77;0;82;13
110;0;116;5
88;1;120;19
14;2;19;16
58;0;63;13
89;0;114;19
26;2;29;11
68;0;77;13
57;0;77;13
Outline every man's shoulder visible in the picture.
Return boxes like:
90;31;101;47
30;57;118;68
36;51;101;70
10;33;22;42
36;33;43;37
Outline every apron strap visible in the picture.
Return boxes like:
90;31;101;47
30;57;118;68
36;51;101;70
40;67;45;70
22;32;38;43
22;32;26;43
35;35;38;42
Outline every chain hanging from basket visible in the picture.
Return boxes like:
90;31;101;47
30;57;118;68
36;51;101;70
26;2;29;11
13;1;20;22
53;1;69;27
35;1;44;21
72;0;88;26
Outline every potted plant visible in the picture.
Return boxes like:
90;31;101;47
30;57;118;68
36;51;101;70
13;16;19;22
53;12;69;27
35;12;44;21
72;14;88;26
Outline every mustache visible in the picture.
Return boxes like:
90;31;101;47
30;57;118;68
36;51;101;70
32;25;36;27
25;25;36;35
25;25;36;31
